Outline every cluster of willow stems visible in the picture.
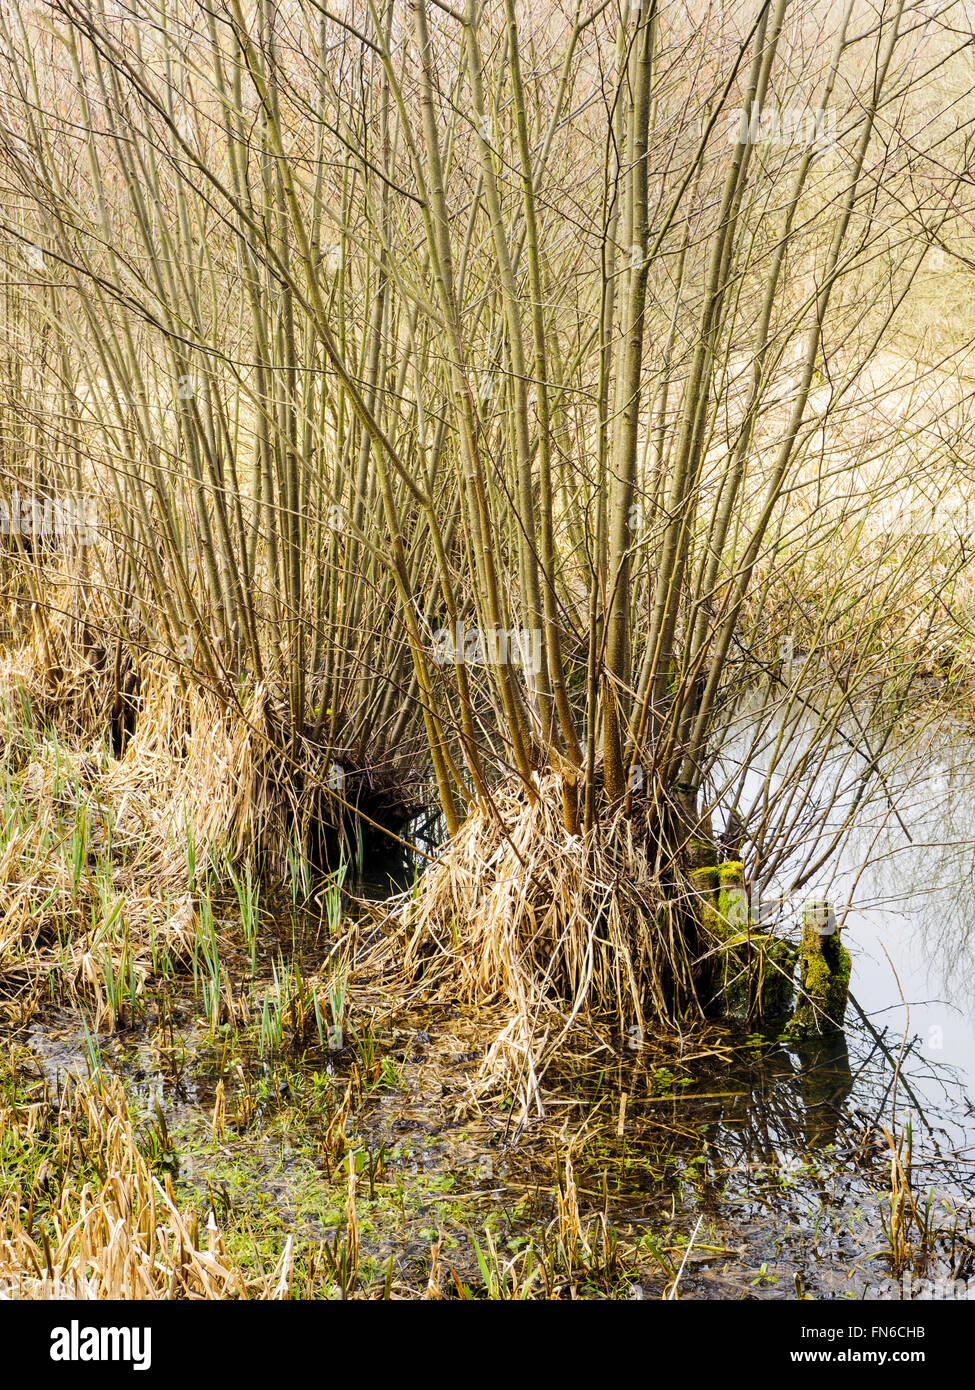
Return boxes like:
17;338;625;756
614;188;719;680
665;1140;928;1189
0;0;972;885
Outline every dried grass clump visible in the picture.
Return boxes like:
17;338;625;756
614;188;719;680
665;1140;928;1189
0;1074;293;1299
0;657;332;873
0;728;192;1022
107;670;413;878
0;612;386;885
0;673;368;1024
378;775;702;1116
0;668;341;1024
108;675;298;873
0;600;140;751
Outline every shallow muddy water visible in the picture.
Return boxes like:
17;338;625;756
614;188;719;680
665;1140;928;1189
12;714;975;1299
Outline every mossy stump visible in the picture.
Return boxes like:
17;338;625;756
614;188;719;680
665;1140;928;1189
691;860;795;1022
781;902;851;1040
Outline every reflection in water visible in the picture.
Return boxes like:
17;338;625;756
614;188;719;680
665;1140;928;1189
793;1032;854;1149
713;703;975;1125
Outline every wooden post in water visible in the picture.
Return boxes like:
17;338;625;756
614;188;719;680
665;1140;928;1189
692;860;795;1021
784;901;851;1038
